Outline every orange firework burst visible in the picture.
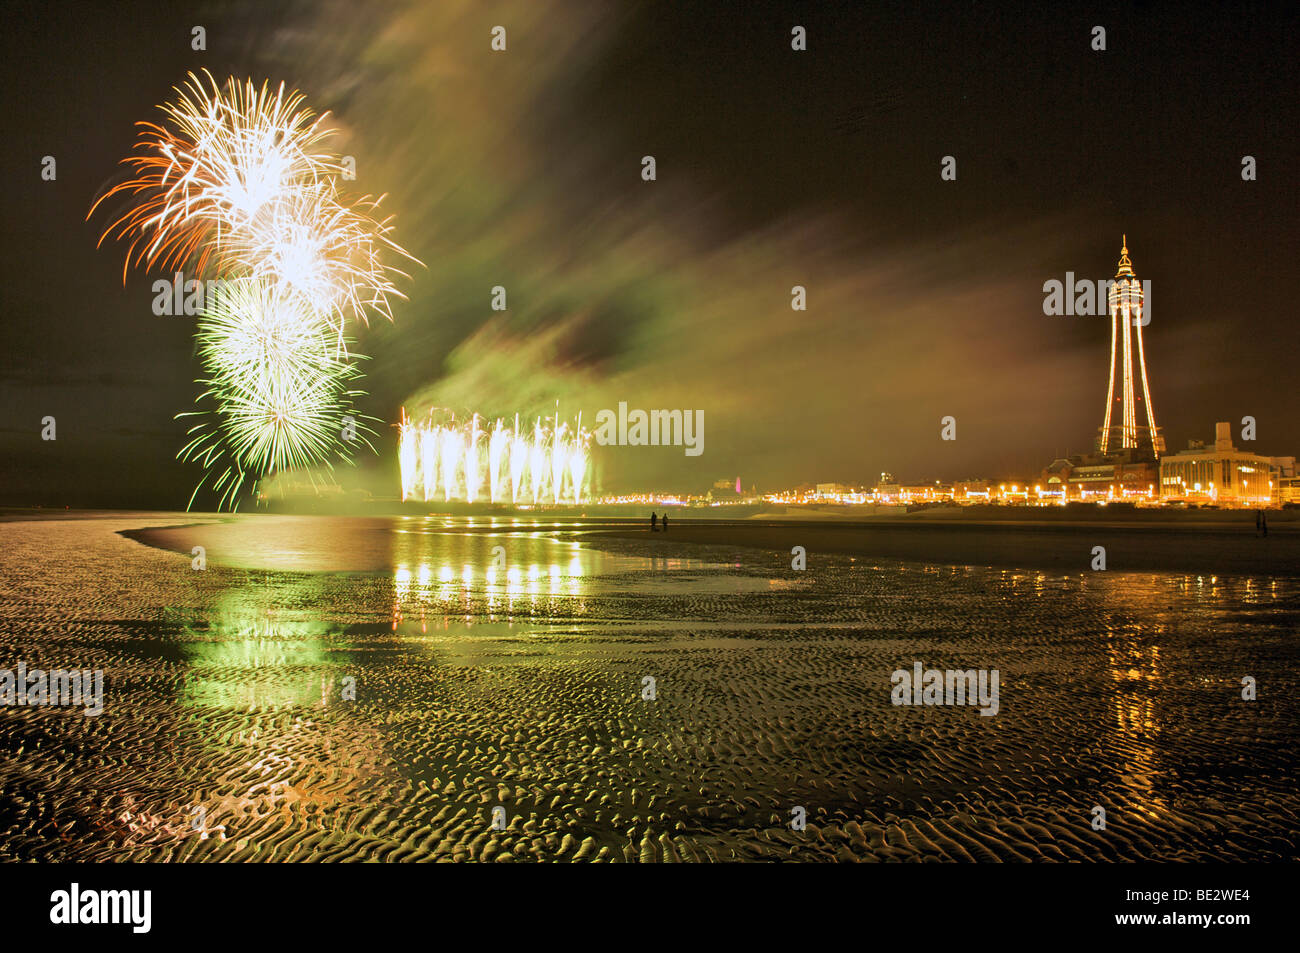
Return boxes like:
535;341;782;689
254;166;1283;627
90;70;341;279
88;69;415;334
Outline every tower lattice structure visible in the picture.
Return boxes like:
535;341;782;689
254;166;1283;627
1099;236;1163;457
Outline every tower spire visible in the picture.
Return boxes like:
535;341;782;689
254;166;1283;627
1116;234;1134;277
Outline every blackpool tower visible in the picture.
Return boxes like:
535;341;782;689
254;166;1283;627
1098;237;1164;457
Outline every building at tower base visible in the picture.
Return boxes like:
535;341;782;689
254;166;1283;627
1040;450;1158;503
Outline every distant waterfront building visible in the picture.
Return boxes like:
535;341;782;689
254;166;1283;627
911;482;953;502
815;482;853;498
1159;422;1273;506
953;479;994;501
707;477;745;502
1099;237;1164;457
1271;457;1300;505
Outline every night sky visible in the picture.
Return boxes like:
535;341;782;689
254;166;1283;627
2;0;1296;507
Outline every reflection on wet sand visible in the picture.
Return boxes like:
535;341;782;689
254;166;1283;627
1106;627;1166;822
155;576;387;856
391;530;592;626
388;520;727;627
1;514;1297;861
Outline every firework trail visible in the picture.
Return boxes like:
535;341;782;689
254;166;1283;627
90;71;416;510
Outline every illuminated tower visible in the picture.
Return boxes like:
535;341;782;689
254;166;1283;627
1099;236;1163;456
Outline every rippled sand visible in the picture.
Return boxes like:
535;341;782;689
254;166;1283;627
0;513;1296;862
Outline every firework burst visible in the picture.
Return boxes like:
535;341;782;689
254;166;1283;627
90;70;415;336
221;179;412;332
178;278;376;510
90;71;342;279
90;71;416;510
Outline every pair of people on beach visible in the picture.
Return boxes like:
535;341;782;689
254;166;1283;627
1256;510;1268;537
651;511;668;532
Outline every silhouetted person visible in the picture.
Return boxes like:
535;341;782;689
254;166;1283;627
1257;510;1263;536
662;513;668;532
1262;511;1268;537
651;511;658;532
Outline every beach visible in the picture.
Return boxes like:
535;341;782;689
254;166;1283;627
0;511;1296;862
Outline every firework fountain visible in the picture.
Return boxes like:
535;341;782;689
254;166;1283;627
399;408;591;505
89;70;416;509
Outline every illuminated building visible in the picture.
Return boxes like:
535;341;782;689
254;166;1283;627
1276;476;1300;506
1271;457;1300;505
1041;455;1158;502
954;479;994;502
1159;422;1274;506
894;483;954;503
815;482;854;498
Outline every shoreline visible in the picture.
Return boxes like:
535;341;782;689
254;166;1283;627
7;501;1295;524
588;518;1300;576
2;508;1294;577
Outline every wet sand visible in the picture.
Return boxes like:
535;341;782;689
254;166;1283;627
1;513;1297;862
593;518;1300;577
